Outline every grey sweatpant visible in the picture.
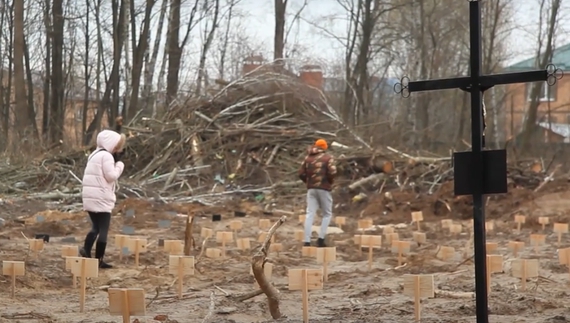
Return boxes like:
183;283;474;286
304;188;333;243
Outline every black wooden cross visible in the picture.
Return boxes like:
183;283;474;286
394;1;562;323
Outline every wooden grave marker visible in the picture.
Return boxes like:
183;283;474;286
294;230;305;243
108;288;146;323
270;243;284;255
259;219;271;230
2;261;25;298
402;274;434;322
28;239;44;257
215;231;233;258
385;232;399;248
486;254;503;294
288;268;324;323
258;231;275;243
62;245;79;287
236;238;251;251
514;215;526;233
441;219;452;230
163;240;183;255
299;214;306;223
486;242;498;254
229;220;243;237
206;248;222;258
411;211;423;231
449;224;462;236
359;235;382;271
114;235;129;261
529;234;546;253
391;240;411;266
201;227;213;239
125;238;147;266
554;223;568;247
486;221;495;233
169;255;195;298
412;232;426;246
302;246;317;258
508;241;524;257
436;246;455;261
558;247;570;280
250;263;273;288
383;226;395;234
511;259;538;291
316;247;336;282
538;217;549;231
357;219;373;256
69;257;99;312
335;216;346;230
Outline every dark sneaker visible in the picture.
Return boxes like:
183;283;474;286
79;247;90;258
99;260;113;269
317;238;327;248
303;242;311;247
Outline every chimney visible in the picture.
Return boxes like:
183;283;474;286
299;65;323;89
242;54;264;75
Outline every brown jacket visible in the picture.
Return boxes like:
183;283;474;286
298;147;337;191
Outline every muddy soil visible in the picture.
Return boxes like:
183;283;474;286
1;198;570;323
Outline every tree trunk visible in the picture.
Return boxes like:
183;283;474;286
165;0;181;107
49;0;64;144
13;0;32;150
273;0;287;62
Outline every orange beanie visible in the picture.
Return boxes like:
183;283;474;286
315;139;328;150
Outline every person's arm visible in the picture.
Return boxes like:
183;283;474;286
102;153;125;183
326;156;337;184
298;158;308;183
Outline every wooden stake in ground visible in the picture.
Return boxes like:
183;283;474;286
391;241;411;266
486;242;498;254
288;268;324;323
69;257;98;312
514;215;526;233
215;231;233;258
359;235;382;271
183;216;195;256
557;247;570;281
554;223;568;247
61;246;79;287
126;238;148;266
538;217;549;231
383;226;395;234
357;219;373;256
230;220;243;238
511;259;538;291
485;221;494;233
436;246;455;261
411;211;423;231
236;238;251;251
508;241;524;258
259;219;271;230
114;235;128;261
206;248;222;258
402;274;434;322
316;247;336;282
385;233;399;248
295;230;305;246
441;219;452;231
302;246;317;257
2;261;25;298
449;224;462;237
486;255;503;294
251;216;287;319
299;214;306;224
108;288;146;323
169;255;195;298
28;239;44;257
412;232;426;246
334;216;346;230
529;234;546;253
164;240;184;255
201;228;213;239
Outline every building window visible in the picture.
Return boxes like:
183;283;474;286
526;82;556;102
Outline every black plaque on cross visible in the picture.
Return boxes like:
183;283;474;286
394;1;562;323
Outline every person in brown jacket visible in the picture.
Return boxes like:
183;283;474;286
298;139;337;247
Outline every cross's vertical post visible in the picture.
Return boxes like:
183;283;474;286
468;1;488;321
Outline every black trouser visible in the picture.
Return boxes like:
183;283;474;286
86;212;111;243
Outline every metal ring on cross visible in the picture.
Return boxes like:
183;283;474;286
394;76;411;98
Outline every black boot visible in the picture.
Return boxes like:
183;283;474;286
95;242;113;269
303;242;311;247
317;238;327;248
80;232;97;258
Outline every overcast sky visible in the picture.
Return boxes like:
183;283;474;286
229;0;570;68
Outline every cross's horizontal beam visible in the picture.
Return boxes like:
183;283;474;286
408;70;548;93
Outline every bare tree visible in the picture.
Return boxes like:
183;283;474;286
49;0;65;144
273;0;286;61
196;0;220;95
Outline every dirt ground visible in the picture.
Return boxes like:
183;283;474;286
2;197;570;323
